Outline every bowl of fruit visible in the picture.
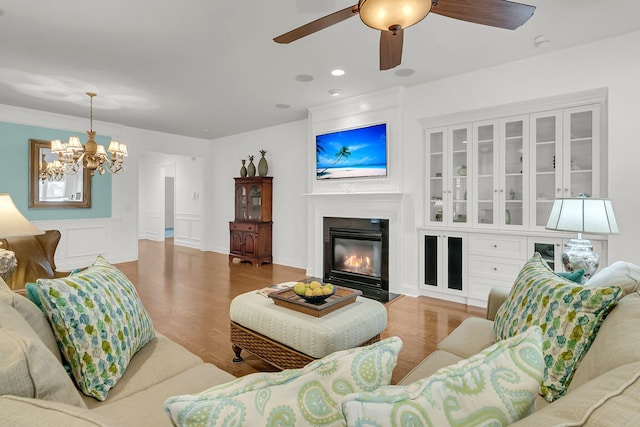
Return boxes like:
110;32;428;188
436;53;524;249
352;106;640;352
292;280;336;303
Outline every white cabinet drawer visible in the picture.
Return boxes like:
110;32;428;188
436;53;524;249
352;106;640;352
468;255;525;282
468;234;527;259
468;276;514;301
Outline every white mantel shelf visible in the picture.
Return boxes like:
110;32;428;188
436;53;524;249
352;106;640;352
304;192;403;199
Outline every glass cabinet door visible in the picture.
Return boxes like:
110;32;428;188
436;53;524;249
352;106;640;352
235;186;247;220
473;121;497;227
427;129;445;223
530;111;562;230
501;117;528;228
564;106;599;198
530;105;599;230
449;125;470;225
248;185;262;220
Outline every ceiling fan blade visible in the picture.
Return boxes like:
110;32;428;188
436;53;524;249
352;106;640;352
432;0;535;30
274;4;359;44
380;29;404;71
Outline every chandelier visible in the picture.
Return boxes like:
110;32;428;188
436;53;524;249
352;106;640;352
51;92;127;176
38;154;65;182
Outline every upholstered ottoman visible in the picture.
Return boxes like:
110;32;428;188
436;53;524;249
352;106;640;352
229;285;388;369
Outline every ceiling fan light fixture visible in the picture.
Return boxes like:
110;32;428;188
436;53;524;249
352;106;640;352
358;0;432;32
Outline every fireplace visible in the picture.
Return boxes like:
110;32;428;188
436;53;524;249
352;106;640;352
323;217;390;302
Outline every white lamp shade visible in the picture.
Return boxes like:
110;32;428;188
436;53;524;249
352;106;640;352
50;139;65;153
0;194;44;238
359;0;432;31
67;136;84;151
546;197;619;235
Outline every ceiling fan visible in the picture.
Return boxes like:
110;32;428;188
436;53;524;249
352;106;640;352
274;0;536;70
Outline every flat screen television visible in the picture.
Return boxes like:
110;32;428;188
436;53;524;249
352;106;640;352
316;123;387;180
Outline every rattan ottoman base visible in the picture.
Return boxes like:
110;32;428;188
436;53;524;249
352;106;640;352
230;321;380;370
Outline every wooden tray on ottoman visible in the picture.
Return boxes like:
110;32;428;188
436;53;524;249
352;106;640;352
268;285;362;317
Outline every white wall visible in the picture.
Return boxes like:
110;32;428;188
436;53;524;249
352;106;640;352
174;156;204;248
210;120;309;268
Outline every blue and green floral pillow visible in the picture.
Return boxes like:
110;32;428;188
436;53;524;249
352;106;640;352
26;256;155;400
163;336;403;427
494;253;621;401
341;327;544;427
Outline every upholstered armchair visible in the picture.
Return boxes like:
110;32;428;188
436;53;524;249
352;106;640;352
0;229;68;290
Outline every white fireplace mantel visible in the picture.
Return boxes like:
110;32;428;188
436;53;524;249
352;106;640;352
306;191;404;295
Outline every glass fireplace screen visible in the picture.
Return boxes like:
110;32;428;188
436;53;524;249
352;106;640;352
332;237;382;278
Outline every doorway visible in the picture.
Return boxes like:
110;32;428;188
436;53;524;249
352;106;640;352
165;176;175;239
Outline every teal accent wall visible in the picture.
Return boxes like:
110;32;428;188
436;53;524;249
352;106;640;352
0;121;112;220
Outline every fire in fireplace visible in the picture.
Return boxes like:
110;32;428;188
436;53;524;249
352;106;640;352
323;217;390;302
334;235;381;277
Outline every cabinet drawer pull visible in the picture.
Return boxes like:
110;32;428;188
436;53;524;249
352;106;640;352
493;244;498;248
493;267;498;271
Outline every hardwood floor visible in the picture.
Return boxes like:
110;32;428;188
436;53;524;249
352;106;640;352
116;239;486;384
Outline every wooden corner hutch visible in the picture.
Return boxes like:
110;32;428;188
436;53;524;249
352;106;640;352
229;176;272;266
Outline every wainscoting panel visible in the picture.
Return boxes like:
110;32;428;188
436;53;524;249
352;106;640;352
32;218;132;271
65;226;108;257
174;212;202;249
139;210;162;241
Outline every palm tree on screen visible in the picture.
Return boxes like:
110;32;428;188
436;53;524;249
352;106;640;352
318;146;351;175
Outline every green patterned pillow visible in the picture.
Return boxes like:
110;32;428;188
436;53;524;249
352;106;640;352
493;253;621;402
163;336;403;427
341;326;544;427
27;256;155;401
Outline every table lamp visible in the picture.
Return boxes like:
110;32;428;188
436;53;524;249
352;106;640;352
0;193;44;281
545;194;618;280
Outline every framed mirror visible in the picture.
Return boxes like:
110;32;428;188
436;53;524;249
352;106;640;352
29;139;91;208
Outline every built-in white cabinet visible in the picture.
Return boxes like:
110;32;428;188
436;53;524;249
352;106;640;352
530;105;601;230
421;96;606;307
472;116;529;230
419;230;467;300
426;125;472;226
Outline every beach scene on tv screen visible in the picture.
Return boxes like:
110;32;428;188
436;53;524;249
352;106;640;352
316;123;387;180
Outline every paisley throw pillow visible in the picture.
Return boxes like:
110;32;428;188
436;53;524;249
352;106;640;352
340;327;544;427
163;336;402;427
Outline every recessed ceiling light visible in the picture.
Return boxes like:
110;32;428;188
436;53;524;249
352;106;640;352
295;74;314;82
328;89;343;97
394;68;415;77
275;103;291;109
534;35;550;49
331;69;345;77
